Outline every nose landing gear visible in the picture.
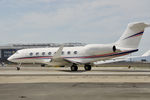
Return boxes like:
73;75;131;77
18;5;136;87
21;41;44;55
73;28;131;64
16;63;22;71
16;67;20;70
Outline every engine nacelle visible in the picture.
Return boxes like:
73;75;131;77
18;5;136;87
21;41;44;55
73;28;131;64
85;44;118;55
112;45;116;52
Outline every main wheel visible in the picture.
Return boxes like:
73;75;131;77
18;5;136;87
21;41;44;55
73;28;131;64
84;65;91;71
71;65;78;71
41;64;45;67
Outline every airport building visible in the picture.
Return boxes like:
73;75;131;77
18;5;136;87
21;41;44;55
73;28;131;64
0;43;86;63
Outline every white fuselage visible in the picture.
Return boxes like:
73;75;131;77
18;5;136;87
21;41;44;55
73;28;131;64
7;22;150;71
8;44;137;66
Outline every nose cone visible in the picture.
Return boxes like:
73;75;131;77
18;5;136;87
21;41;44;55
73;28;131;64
7;56;13;62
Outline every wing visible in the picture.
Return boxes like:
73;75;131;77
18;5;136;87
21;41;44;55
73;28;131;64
93;58;128;65
93;55;141;65
93;50;150;65
51;44;64;62
40;45;75;65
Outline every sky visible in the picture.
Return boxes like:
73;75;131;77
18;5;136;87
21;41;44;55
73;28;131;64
0;0;150;55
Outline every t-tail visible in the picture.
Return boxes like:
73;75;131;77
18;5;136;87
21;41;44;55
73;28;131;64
115;22;150;49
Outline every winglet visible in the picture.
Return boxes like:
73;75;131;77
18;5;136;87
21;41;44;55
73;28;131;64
52;44;64;59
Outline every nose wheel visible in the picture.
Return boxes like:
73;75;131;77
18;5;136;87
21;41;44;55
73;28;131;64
16;67;20;70
16;63;22;71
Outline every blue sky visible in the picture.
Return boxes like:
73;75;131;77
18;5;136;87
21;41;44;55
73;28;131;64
0;0;150;55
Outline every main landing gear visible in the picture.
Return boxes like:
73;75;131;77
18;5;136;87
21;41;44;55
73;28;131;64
41;64;46;67
70;64;92;71
84;64;92;71
71;64;78;71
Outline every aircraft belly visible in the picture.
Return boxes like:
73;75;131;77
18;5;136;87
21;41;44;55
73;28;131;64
66;56;117;64
46;61;68;66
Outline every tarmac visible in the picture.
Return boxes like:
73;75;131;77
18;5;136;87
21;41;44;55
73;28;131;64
0;66;150;100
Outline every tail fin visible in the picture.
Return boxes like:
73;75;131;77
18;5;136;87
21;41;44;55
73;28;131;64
142;50;150;57
116;22;150;49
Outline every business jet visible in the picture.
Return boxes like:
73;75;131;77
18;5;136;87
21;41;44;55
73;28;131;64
8;22;150;71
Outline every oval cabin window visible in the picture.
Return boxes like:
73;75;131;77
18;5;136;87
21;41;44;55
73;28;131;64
42;52;45;56
48;52;51;55
67;51;71;55
74;51;77;54
30;53;33;56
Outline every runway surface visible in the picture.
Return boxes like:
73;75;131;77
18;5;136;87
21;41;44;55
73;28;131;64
1;83;150;100
0;66;150;83
1;66;150;76
1;66;150;100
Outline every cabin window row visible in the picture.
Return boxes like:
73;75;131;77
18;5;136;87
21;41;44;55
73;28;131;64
29;51;78;56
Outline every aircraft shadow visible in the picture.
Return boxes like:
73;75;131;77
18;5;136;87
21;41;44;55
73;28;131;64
58;69;150;72
58;70;86;73
92;69;150;72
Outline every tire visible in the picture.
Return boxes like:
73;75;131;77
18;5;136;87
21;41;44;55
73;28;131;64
84;65;91;71
71;65;78;71
16;67;20;71
41;64;45;67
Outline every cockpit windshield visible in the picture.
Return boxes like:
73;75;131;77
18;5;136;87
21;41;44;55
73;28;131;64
15;51;19;54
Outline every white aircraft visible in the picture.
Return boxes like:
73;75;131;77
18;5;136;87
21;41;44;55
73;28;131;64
7;22;150;71
94;49;150;65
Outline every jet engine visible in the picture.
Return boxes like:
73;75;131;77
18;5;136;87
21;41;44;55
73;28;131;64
112;45;116;52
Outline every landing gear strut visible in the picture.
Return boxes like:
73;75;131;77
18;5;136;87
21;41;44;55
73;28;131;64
16;63;22;71
71;64;78;71
84;64;92;71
